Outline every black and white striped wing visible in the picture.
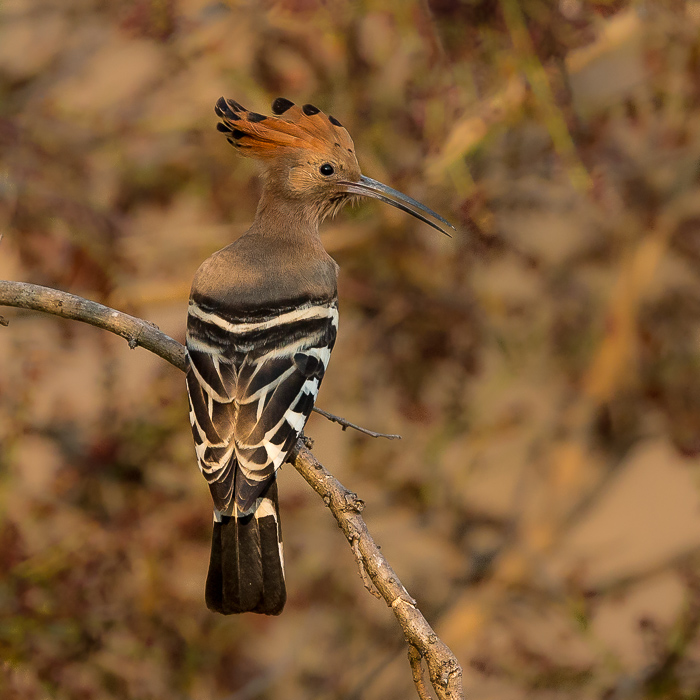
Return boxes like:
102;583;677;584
186;300;338;513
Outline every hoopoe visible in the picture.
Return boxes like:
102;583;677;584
186;96;453;615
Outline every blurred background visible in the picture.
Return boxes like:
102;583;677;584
2;0;700;698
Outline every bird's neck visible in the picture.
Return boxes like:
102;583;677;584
253;188;322;241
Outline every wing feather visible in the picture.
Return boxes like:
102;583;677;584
186;300;337;513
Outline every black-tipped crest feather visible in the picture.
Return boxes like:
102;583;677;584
214;96;355;160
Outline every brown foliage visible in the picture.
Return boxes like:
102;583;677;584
2;1;700;698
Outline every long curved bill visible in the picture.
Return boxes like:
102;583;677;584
339;175;455;237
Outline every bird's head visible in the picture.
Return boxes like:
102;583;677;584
215;97;453;236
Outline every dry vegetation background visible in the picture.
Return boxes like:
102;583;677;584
2;0;700;698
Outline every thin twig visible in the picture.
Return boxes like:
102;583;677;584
409;644;434;700
0;281;397;441
312;406;401;440
0;279;465;700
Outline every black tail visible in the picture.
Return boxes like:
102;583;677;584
205;478;286;615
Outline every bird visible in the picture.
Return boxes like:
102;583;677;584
186;96;453;615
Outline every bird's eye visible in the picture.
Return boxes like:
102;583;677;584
319;163;334;176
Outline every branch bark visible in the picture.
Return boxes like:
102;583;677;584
0;279;465;700
0;280;188;370
0;281;397;440
290;442;464;699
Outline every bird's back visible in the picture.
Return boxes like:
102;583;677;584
187;227;339;513
190;229;339;318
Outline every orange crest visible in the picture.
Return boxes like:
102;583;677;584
215;97;355;160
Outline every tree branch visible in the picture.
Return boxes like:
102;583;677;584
290;442;463;699
409;643;433;700
0;280;188;370
0;281;393;440
312;406;401;440
0;279;465;700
